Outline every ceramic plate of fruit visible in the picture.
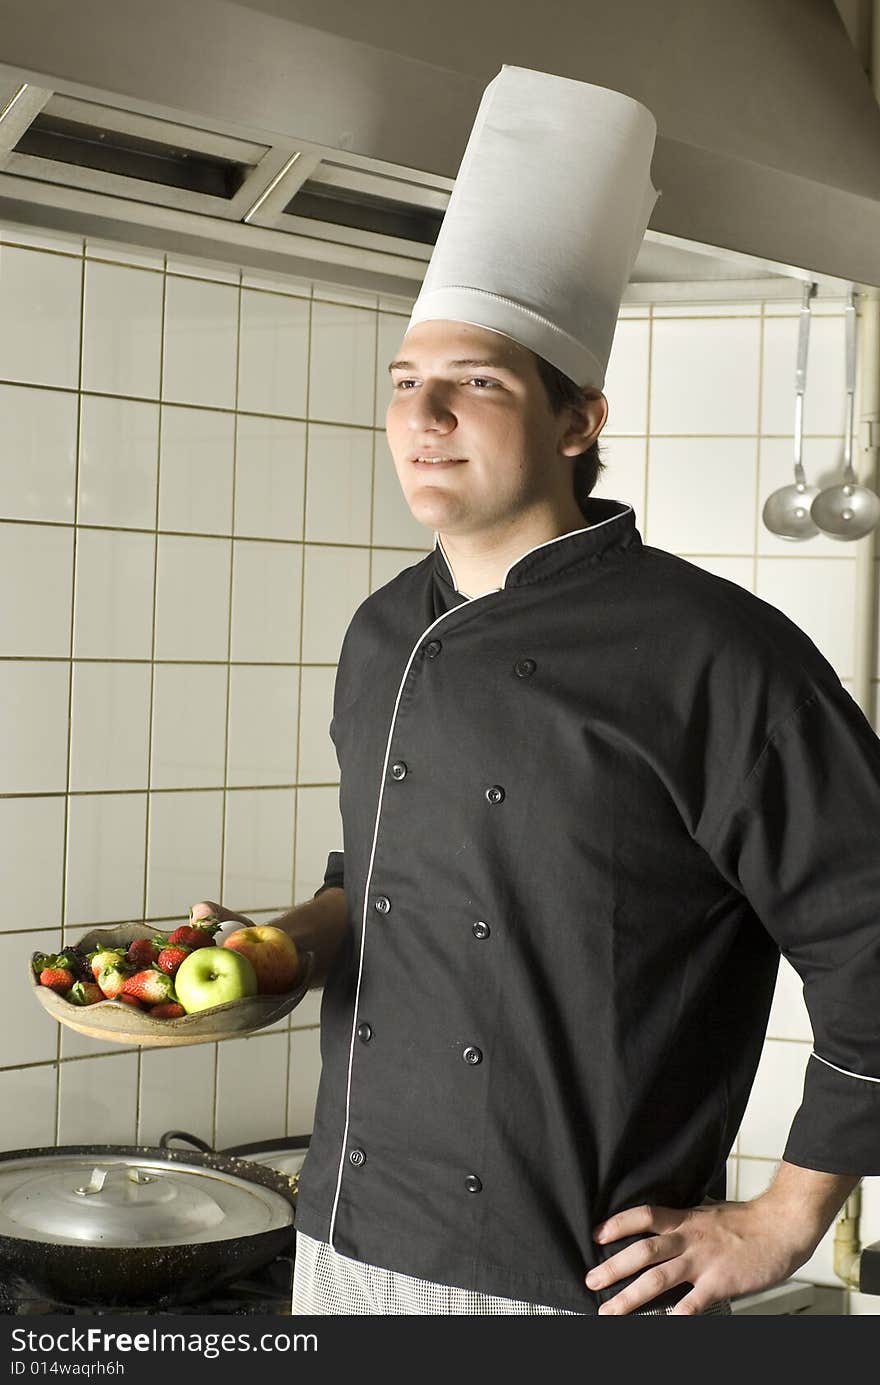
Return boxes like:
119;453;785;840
28;915;313;1047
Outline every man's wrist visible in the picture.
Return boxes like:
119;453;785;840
750;1159;860;1254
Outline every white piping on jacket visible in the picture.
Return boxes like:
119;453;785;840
436;505;634;594
811;1051;880;1084
327;504;633;1246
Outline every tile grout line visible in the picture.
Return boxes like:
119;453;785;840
219;267;243;927
211;265;246;1143
55;241;88;1143
286;278;315;1132
643;304;653;538
754;301;766;593
0;373;858;434
136;248;169;1139
368;306;380;592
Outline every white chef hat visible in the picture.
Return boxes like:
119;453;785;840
408;65;660;390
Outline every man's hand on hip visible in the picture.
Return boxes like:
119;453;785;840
586;1162;859;1315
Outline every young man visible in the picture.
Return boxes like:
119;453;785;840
194;68;880;1314
195;318;877;1314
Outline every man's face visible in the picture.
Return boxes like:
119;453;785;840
385;320;604;537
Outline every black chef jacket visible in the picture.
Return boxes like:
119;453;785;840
294;496;880;1314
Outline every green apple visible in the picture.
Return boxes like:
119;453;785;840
174;945;258;1014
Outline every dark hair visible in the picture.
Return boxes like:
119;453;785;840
534;354;605;503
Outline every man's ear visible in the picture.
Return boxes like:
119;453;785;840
558;389;608;457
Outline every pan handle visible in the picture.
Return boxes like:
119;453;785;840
158;1129;215;1153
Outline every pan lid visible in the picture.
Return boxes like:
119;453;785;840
240;1148;307;1178
0;1152;294;1248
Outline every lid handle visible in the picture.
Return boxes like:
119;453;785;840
74;1166;155;1196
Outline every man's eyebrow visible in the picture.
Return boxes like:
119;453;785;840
387;357;517;375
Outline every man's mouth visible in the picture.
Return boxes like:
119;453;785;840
411;456;467;468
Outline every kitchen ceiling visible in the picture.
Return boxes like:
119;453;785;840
0;0;877;302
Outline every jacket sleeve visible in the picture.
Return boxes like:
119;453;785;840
704;684;880;1176
313;849;345;898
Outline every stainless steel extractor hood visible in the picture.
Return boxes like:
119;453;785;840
0;0;878;301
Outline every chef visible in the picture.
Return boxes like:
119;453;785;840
195;66;880;1315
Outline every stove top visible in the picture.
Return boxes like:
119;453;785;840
0;1254;294;1316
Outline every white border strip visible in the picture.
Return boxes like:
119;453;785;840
811;1051;880;1085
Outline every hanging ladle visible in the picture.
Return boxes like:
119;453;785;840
762;280;820;541
809;288;880;541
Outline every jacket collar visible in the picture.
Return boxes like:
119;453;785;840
432;497;641;593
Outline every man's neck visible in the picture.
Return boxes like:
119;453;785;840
438;499;588;598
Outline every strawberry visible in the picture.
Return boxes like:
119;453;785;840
156;945;189;977
126;938;157;969
116;993;144;1009
168;923;218;950
96;962;131;999
149;1002;186;1019
39;967;73;995
121;969;175;1006
89;948;126;982
67;980;104;1006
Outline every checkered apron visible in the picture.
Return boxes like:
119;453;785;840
291;1231;733;1316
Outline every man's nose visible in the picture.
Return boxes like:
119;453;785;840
405;383;456;430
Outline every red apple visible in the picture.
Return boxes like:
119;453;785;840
221;925;301;995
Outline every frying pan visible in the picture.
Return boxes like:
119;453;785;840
0;1142;297;1308
159;1129;310;1193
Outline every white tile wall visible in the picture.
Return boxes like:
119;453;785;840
592;436;647;516
0;662;70;792
226;665;300;787
0;797;65;929
309;299;376;426
2;224;876;1315
737;1039;812;1159
0;1065;58;1150
58;1050;139;1144
82;261;163;399
138;1043;217;1146
150;663;228;789
298;666;338;784
0;523;73;655
65;792;148;926
222;787;296;909
305;424;374;545
645;437;757;554
0;243;82;388
162;275;238;409
158;405;235;536
0;384;77;522
145;790;224;919
301;544;370;663
229;540;302;662
370;547;432;593
154;535;231;661
238;287;310;418
215;1030;289;1147
78;396;160;529
234;415;306;540
74;528;155;659
650;315;761;435
70;662;152;791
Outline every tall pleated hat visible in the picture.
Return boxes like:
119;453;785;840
408;65;660;390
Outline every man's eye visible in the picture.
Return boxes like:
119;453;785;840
393;378;418;390
467;377;498;389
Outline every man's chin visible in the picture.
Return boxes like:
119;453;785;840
406;493;470;532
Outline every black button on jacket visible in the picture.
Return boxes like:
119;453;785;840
294;497;880;1313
